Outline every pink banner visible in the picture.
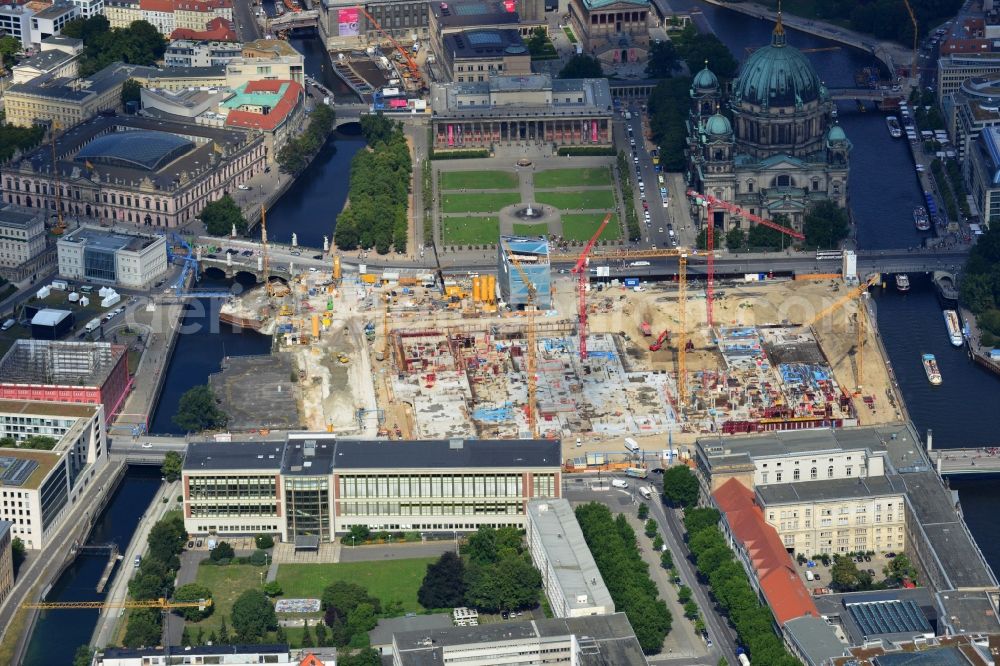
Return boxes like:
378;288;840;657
591;120;598;142
447;125;454;146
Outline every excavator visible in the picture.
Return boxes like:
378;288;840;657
649;330;670;352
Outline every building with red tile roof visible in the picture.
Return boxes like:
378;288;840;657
104;0;233;35
713;477;821;626
222;80;305;164
170;16;238;41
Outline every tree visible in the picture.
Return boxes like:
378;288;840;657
123;609;162;648
526;27;549;57
18;435;57;450
696;226;724;251
249;549;268;566
231;589;277;642
0;35;20;69
652;535;664;551
301;620;315;647
637;504;649;519
648;77;693;172
173;385;228;432
161;451;182;482
146;513;186;564
558;54;604;79
11;537;25;574
210;541;235;562
121;78;141;106
337;649;382;666
181;626;192;647
463;526;523;565
173;583;214;621
73;645;95;666
0;122;46;163
219;618;231;644
255;533;275;549
263;581;283;597
660;549;673;570
315;620;329;647
322;580;381;628
646;40;677;78
684;600;700;620
464;555;541;612
831;555;862;591
347;601;378;635
644;519;658;538
677;586;692;603
747;219;790;250
418;551;467;609
672;26;737;78
198;195;247;237
803;199;850;249
726;227;746;250
683;507;720;536
662;465;700;507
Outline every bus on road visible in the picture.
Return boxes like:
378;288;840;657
625;467;648;479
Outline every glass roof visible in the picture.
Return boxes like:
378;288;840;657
76;131;196;171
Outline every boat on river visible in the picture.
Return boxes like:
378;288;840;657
943;310;964;347
922;353;942;385
913;207;931;231
895;274;910;292
886;116;902;138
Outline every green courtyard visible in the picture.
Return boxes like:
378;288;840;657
535;189;616;211
440;170;518;190
276;558;435;614
560;213;622;242
534;167;612;189
188;564;265;634
442;216;500;245
441;192;521;214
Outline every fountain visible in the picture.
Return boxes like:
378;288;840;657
515;204;545;221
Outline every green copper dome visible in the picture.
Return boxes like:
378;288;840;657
828;124;847;142
732;16;825;109
693;64;719;91
705;113;732;137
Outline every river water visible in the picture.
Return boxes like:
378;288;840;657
21;467;163;666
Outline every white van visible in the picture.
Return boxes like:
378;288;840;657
611;479;629;489
1;319;14;331
639;486;652;500
805;570;815;581
629;261;651;267
624;437;640;453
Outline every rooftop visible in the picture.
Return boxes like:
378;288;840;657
0;340;126;388
581;0;648;8
430;0;522;28
783;615;847;666
242;38;302;58
6;62;156;103
33;3;77;19
98;644;289;661
368;613;453;647
76;131;195;171
697;426;892;471
429;75;613;120
170;16;238;41
14;49;75;73
0;205;44;230
30;309;72;327
223;80;303;132
61;226;162;252
756;474;906;505
393;613;646;666
526;499;615;614
443;29;527;59
0;399;100;419
0;449;60;490
935;589;1000;635
185;440;286;472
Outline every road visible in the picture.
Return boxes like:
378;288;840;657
231;0;262;42
563;473;737;665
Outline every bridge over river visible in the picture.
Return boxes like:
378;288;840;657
929;449;1000;475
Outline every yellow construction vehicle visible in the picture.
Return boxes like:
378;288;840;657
337;352;350;364
24;597;212;610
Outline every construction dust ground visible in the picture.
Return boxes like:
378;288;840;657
227;272;902;455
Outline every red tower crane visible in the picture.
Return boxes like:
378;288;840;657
570;212;613;359
686;189;805;327
358;7;423;87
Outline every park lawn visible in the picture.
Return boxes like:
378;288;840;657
187;564;265;633
440;170;518;190
536;189;615;211
441;192;520;214
563;26;578;43
534;167;612;189
276;558;436;614
512;223;549;237
443;216;500;245
561;214;622;242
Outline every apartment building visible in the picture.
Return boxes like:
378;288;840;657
937;53;1000;105
164;39;242;67
104;0;232;35
0;205;47;269
29;3;79;45
968;125;1000;225
0;400;108;549
182;435;562;542
0;522;13;606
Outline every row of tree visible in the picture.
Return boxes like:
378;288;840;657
276;104;336;174
60;16;166;77
575;503;672;654
682;508;801;666
333;115;411;254
123;513;194;647
960;224;1000;344
417;527;542;613
0;111;46;163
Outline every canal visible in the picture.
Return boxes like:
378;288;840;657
685;0;1000;577
21;467;163;666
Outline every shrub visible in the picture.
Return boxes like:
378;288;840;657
249;549;268;566
255;534;275;549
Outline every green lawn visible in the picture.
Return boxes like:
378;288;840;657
536;189;615;211
512;223;549;237
441;192;520;214
276;558;436;614
442;216;500;245
188;564;266;633
440;170;518;190
534;167;612;189
561;213;622;242
563;26;578;44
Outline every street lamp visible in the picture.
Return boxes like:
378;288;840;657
351;536;356;548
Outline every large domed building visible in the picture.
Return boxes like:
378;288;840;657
687;16;850;234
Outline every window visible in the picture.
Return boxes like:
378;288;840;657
775;472;782;482
810;467;817;480
846;467;853;477
793;469;800;481
828;466;834;478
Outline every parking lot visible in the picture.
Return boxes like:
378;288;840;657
797;551;900;594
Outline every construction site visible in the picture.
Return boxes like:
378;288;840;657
212;222;901;458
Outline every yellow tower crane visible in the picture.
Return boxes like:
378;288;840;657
49;121;66;235
500;239;539;439
902;0;919;81
801;274;879;393
23;597;212;610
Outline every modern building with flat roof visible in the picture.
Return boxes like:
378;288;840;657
58;225;168;288
0;400;108;549
182;434;562;543
2;114;265;229
0;340;131;422
429;74;613;149
164;39;242;67
11;38;82;84
29;2;79;45
526;499;614;618
0;521;12;606
968;125;1000;226
438;29;531;83
391;612;647;665
95;644;297;666
497;235;551;309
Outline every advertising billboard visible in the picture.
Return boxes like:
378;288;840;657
338;8;359;36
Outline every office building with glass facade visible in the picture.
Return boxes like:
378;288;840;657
182;434;562;543
57;225;167;288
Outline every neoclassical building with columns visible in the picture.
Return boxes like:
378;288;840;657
687;17;851;233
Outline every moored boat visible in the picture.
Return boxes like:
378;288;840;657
913;207;930;231
886;116;902;138
922;353;942;385
895;274;910;292
943;309;964;347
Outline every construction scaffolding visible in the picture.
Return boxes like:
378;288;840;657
0;340;126;386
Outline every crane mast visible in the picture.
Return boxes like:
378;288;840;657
570;212;612;359
358;7;423;87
